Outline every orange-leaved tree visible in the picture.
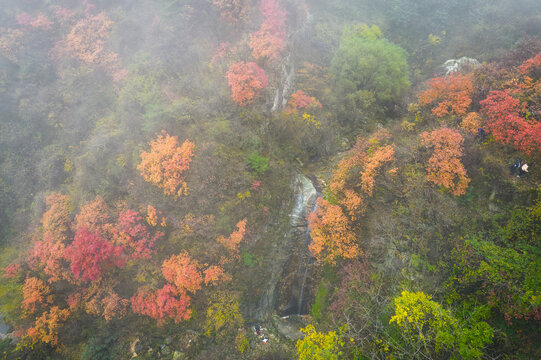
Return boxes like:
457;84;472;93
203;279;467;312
226;61;268;105
307;130;397;264
162;253;203;294
420;127;470;196
73;196;111;236
21;277;51;314
217;218;247;256
481;90;541;156
418;73;474;117
138;131;195;199
329;129;396;219
131;252;229;325
249;0;286;61
28;193;72;283
55;12;125;80
204;266;232;285
460;112;482;134
308;198;360;265
26;306;70;345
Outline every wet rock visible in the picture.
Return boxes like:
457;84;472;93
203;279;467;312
272;315;304;341
289;174;317;227
255;173;319;319
442;57;479;74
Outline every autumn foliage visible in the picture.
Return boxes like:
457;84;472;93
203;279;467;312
28;193;72;282
213;0;251;23
131;284;192;324
116;209;163;260
26;306;70;345
418;73;474;117
55;12;125;80
41;193;72;242
76;284;130;321
132;252;230;324
307;130;397;264
420;128;470;196
330;130;396;218
22;277;51;314
138;131;195;198
73;196;111;235
460;111;482;134
519;53;541;76
285;90;322;114
162;253;203;294
249;0;286;61
65;228;124;282
308;198;360;264
16;13;53;30
481;90;541;156
0;28;24;62
2;262;21;279
204;266;232;285
7;194;183;344
226;61;269;105
217;218;247;255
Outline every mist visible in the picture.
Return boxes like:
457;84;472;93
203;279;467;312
0;0;540;359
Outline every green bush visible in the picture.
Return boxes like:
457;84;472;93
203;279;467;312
247;151;269;176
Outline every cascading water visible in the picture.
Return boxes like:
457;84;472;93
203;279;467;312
296;190;319;315
278;173;320;316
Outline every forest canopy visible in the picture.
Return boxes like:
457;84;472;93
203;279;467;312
0;0;540;359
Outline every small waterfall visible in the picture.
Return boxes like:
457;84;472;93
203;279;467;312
253;172;320;319
279;173;320;316
297;256;313;315
296;188;318;315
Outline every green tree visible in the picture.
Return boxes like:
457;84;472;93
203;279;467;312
331;24;410;122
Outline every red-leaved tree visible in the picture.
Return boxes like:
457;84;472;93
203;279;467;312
481;90;541;156
131;284;192;324
64;228;124;282
226;61;268;105
115;209;163;260
285;90;322;114
418;73;474;117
